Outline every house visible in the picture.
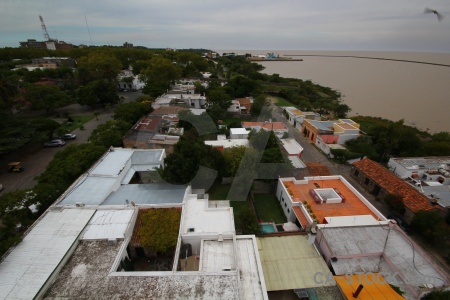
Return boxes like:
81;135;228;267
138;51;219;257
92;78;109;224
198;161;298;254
0;148;269;300
154;93;208;109
230;128;250;139
315;223;449;299
227;98;253;115
171;80;200;94
242;121;288;139
283;106;321;130
352;158;442;222
117;67;145;91
276;176;387;229
122;107;187;151
302;119;360;144
387;157;450;209
280;139;303;157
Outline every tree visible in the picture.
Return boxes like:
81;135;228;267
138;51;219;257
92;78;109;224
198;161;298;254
23;84;70;113
88;119;131;148
249;130;279;151
0;74;19;114
76;51;122;83
31;118;60;140
235;207;263;235
77;80;120;108
141;57;181;97
159;137;225;184
113;101;153;124
334;103;351;118
420;290;450;300
411;210;449;243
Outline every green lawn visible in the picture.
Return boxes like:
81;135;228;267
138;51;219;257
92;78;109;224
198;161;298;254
58;115;95;133
253;193;287;223
271;96;295;107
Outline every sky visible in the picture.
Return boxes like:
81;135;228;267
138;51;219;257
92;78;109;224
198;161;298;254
1;0;450;52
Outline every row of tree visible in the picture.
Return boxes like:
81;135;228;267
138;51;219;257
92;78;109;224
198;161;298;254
331;117;450;163
0;99;152;257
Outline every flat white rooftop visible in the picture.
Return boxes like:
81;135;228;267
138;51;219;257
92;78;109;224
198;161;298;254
81;209;135;240
280;139;303;155
230;128;250;135
0;209;96;300
182;195;235;235
205;139;249;149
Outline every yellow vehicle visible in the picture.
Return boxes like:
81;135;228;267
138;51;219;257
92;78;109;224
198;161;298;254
8;162;23;172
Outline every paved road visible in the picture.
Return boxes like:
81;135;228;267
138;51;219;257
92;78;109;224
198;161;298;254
268;102;392;217
0;107;115;195
0;91;143;195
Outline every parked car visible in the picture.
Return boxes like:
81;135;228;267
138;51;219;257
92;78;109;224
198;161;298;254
60;133;76;140
44;139;66;147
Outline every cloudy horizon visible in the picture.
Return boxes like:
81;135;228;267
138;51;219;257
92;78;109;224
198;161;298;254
1;0;450;52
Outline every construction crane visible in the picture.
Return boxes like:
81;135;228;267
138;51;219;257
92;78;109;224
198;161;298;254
39;15;51;41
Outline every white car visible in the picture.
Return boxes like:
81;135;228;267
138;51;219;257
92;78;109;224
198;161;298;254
61;133;77;140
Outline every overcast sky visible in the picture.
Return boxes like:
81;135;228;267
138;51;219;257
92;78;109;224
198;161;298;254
1;0;450;52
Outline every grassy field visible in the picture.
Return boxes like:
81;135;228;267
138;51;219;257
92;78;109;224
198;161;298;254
267;96;294;107
253;193;287;224
58;115;95;133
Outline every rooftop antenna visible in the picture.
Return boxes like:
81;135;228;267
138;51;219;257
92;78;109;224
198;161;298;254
85;14;93;45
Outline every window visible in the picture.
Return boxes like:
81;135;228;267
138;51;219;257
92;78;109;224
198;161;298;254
287;208;290;214
354;169;359;176
281;197;284;202
364;178;370;185
285;203;287;208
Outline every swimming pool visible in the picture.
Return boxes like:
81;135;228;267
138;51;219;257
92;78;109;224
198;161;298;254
260;223;277;233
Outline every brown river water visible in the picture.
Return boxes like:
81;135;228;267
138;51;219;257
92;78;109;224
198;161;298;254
220;50;450;133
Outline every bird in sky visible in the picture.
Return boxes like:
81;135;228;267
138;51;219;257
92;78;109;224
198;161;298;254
424;7;444;21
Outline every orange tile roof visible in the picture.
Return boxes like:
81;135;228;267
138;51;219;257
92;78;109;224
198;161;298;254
236;98;252;112
306;162;332;176
352;158;437;213
283;179;378;223
292;206;310;228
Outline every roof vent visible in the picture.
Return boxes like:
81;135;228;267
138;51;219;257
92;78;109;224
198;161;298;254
75;202;85;207
108;238;117;245
188;228;195;233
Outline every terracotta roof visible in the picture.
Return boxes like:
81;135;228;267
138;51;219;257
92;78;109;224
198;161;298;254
352;158;437;213
236;98;252;112
292;206;310;228
283;179;379;223
133;116;161;132
151;106;189;116
306;162;332;176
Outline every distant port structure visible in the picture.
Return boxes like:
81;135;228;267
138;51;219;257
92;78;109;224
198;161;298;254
247;52;303;62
